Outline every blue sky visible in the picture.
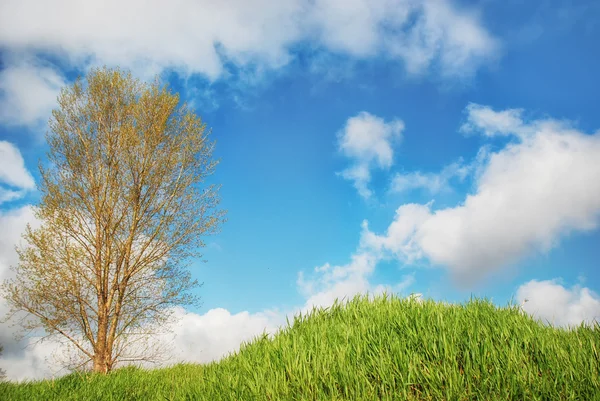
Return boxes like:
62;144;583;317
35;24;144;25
0;0;599;382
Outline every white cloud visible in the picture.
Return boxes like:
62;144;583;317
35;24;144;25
516;279;600;330
337;112;404;199
0;189;26;204
0;336;67;382
309;0;404;57
0;0;498;82
390;158;470;194
158;306;289;365
299;253;377;304
459;103;528;138
386;0;499;77
0;141;36;190
0;141;36;205
360;204;432;264
363;105;600;285
0;0;500;126
338;164;374;199
294;250;417;321
337;113;404;167
388;133;495;197
0;54;67;129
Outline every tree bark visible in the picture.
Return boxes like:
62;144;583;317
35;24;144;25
94;311;109;374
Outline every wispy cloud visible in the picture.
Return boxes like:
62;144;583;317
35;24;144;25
386;0;500;77
337;112;404;199
389;158;471;194
509;0;600;46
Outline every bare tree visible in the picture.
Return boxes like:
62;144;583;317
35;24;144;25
0;67;226;375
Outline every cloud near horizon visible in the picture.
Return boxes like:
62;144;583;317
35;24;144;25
0;201;420;382
517;279;600;329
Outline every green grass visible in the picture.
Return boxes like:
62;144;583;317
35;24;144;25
1;292;599;400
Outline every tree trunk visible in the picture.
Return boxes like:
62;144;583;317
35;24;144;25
94;313;110;374
93;352;109;374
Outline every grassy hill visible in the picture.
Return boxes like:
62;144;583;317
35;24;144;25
1;293;598;400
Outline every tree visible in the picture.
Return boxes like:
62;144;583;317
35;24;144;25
0;67;226;375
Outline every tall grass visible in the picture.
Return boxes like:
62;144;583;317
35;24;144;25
1;292;599;400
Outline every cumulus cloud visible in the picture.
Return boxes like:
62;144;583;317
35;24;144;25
309;0;406;57
516;279;600;329
360;203;433;264
460;103;528;138
337;112;405;199
0;54;67;129
363;104;600;285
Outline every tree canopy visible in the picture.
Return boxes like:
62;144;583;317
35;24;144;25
1;67;226;374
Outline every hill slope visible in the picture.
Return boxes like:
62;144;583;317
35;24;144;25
1;293;599;400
